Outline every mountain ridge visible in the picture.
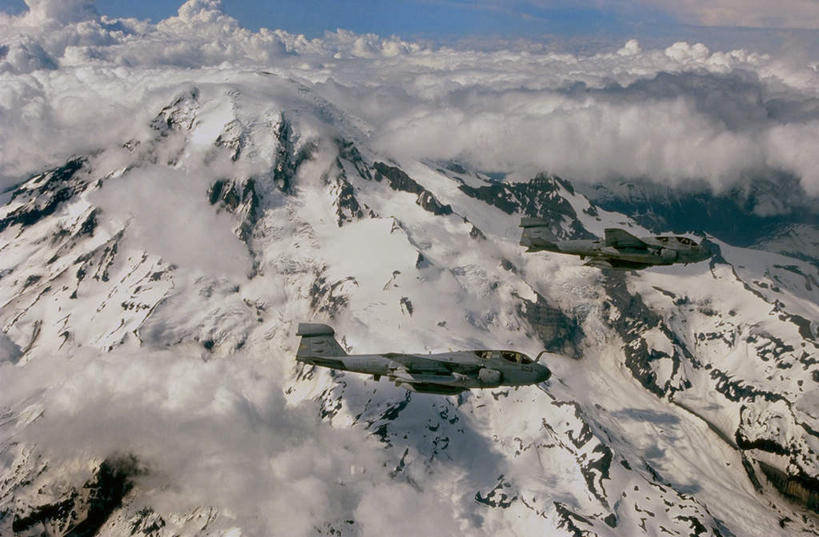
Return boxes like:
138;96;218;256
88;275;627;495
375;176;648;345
1;80;817;537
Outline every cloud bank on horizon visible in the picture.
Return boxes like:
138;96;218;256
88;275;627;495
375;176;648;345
1;0;819;196
640;0;819;29
431;0;819;31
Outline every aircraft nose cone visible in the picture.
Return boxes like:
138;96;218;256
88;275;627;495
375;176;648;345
699;242;714;260
537;365;552;382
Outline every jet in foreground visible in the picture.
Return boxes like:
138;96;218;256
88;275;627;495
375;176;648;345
520;217;711;270
296;323;551;395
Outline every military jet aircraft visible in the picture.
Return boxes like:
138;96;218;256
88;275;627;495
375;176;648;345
520;217;711;270
296;323;551;395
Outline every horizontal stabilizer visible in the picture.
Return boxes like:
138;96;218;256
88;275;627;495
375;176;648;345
296;322;347;358
584;259;613;269
520;216;550;228
520;217;558;251
604;228;647;248
297;323;335;337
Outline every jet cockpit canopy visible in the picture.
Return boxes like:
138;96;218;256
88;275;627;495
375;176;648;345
658;236;697;246
475;350;535;364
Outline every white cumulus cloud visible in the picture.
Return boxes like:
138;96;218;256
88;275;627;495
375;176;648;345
1;1;818;193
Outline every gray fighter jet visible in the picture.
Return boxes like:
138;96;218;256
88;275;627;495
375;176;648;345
520;217;711;270
296;323;551;395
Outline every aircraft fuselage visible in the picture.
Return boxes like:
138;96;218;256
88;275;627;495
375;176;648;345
303;351;550;388
296;324;551;395
520;218;711;269
551;239;696;265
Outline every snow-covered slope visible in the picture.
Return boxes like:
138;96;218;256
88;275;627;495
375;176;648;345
1;73;817;537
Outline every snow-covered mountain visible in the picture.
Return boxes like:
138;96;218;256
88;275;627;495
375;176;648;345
2;2;819;536
1;74;817;537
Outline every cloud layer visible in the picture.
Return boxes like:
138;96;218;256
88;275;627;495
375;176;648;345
1;1;819;197
1;348;467;536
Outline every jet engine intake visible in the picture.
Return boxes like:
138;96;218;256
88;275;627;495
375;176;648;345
478;367;502;385
658;248;677;263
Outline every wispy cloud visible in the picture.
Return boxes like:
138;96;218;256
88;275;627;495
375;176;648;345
3;348;467;536
457;0;819;29
641;0;819;29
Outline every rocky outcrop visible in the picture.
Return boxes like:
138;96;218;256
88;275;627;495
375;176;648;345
515;290;583;358
309;268;357;319
459;173;592;240
323;160;375;227
272;113;315;193
330;172;367;226
603;273;692;398
0;157;88;233
11;456;142;537
373;162;453;216
272;113;297;192
208;178;259;242
336;139;371;180
150;88;199;135
214;119;247;161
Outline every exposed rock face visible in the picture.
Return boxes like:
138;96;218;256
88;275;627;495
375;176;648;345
603;273;691;398
272;113;298;192
0;157;88;233
336;138;371;180
373;162;453;216
150;88;200;135
310;268;357;319
515;290;583;358
214;119;246;161
324;161;374;227
325;139;379;226
755;461;819;512
208;178;259;242
603;265;819;515
459;173;593;240
271;113;316;193
11;456;141;537
329;171;367;226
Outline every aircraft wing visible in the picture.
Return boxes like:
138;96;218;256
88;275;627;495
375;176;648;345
382;353;452;374
584;258;653;270
584;258;614;269
604;228;648;249
390;370;459;384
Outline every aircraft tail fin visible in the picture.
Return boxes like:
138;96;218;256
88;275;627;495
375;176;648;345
296;323;347;359
519;217;558;251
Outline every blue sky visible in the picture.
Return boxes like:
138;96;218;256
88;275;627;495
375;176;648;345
1;0;817;52
1;0;661;37
212;0;669;38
